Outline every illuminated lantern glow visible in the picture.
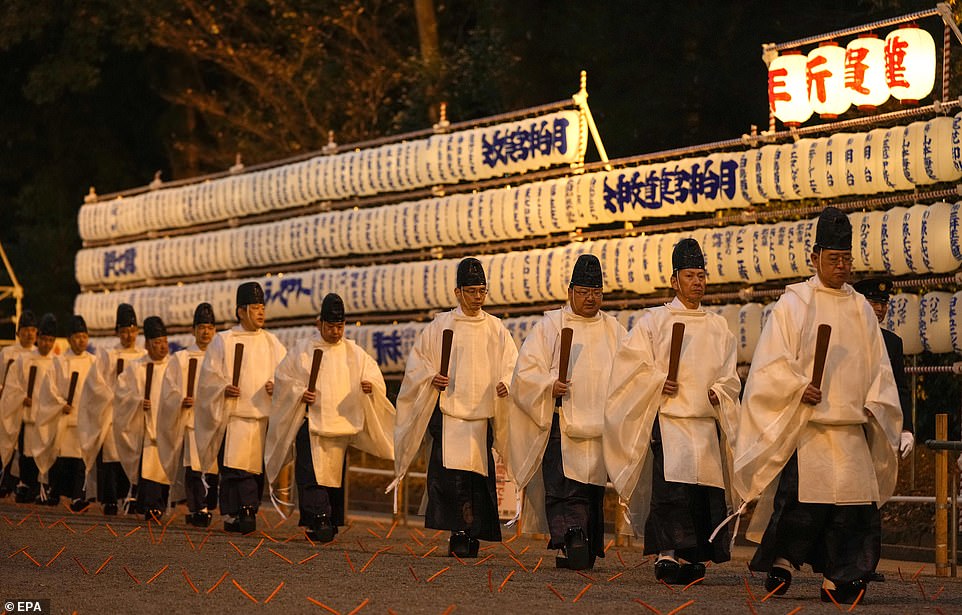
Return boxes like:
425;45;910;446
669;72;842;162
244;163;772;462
807;43;850;118
768;51;813;125
845;35;890;109
884;25;936;103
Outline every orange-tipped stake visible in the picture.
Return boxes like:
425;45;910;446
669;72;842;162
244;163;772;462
304;529;316;547
146;564;169;584
164;512;177;528
547;583;565;602
576;570;596;583
440;605;456;615
659;579;677;593
616;550;627;567
898;567;904;581
408;565;420;582
682;577;704;591
8;546;28;558
228;541;245;556
306;597;340;614
916;579;927;600
572;583;592;603
932;585;946;601
404;545;417;556
157;525;168;545
359;552;380;573
184;532;195;550
823;587;842;610
232;579;259;604
507;553;528;572
666;600;695;615
45;546;66;567
499;570;516;592
147;522;155;544
72;556;88;575
260;531;279;543
366;528;381;539
206;571;229;593
604;539;614;553
248;538;265;557
300;553;320;565
94;555;113;575
635;556;652;568
182;569;199;593
105;523;118;537
847;588;865;611
500;541;517;556
83;524;98;535
409;532;424;546
355;538;366;552
745;562;755;577
124;526;141;538
386;520;398;539
742;577;756;602
346;598;370;615
431;529;443;539
532;556;543;572
470;552;490;564
452;552;466;566
519;546;529;555
17;512;32;526
608;572;625;582
123;566;141;584
760;581;783;602
344;551;356;573
269;549;293;564
427;566;450;583
487;569;493;593
22;551;41;567
912;565;926;580
264;581;284;604
633;598;662;614
197;531;211;551
1;514;12;526
785;608;803;615
421;546;438;558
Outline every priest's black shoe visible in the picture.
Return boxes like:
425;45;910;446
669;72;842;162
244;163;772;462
448;531;479;558
102;502;118;516
14;486;32;503
820;579;867;605
306;513;336;543
765;566;792;595
186;512;212;528
562;527;591;570
145;508;164;523
69;498;89;513
654;558;682;584
679;562;706;584
867;571;885;583
237;506;256;533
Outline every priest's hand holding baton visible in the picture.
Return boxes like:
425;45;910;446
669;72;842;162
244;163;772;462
801;324;831;405
662;322;685;397
433;329;454;392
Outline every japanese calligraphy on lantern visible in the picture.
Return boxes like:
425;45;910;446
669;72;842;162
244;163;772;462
602;158;740;215
768;25;935;125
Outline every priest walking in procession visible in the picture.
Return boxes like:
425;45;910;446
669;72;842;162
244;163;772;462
604;239;741;584
0;309;37;498
393;257;517;557
78;303;146;515
157;303;220;527
509;254;624;570
733;207;902;604
33;315;96;511
196;282;286;534
265;293;395;542
113;316;172;521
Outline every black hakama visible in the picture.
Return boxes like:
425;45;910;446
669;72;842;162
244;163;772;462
294;420;346;527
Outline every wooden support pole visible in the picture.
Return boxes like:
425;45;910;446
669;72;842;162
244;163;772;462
936;413;949;577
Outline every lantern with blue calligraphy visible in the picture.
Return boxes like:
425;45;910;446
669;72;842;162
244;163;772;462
884;25;936;103
807;43;850;118
768;51;813;125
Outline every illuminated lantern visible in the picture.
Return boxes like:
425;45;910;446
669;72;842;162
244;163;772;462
845;35;890;109
768;51;813;125
920;291;954;353
884;25;936;103
807;43;850;118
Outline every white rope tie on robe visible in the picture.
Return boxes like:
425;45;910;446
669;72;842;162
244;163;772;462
385;473;403;496
620;497;633;533
709;500;748;549
268;483;294;520
392;480;399;515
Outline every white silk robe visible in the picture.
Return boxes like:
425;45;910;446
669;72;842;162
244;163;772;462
114;355;170;485
32;351;95;476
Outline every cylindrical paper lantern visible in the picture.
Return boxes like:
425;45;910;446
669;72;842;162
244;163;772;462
920;291;954;353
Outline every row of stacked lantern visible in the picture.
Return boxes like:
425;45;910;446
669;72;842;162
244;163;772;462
75;17;962;369
76;114;962;286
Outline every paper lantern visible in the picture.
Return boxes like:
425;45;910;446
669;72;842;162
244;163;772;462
773;144;799;201
713;304;741;339
806;138;831;197
950;292;962;354
884;26;936;103
807;43;850;118
792;139;818;199
738;303;764;363
922;117;962;183
738;149;766;204
845;35;890;108
824;132;851;196
881;127;913;191
862;128;888;193
843;132;869;194
901;204;927;274
769;222;795;279
921;201;962;272
902;121;929;185
886;293;923;355
756;146;776;201
880;206;909;274
768;51;813;125
920;291;954;353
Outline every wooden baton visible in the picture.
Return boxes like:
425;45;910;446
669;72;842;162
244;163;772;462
186;358;198;398
231;343;244;387
116;358;125;376
2;358;14;385
666;322;685;383
308;349;323;393
144;363;154;402
437;329;454;392
66;371;79;406
555;327;573;407
810;324;832;390
26;365;37;398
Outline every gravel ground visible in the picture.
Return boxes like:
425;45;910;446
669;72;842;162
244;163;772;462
1;499;959;615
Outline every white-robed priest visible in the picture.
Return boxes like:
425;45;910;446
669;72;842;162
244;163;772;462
196;281;286;534
113;316;171;521
604;238;741;585
393;257;517;558
33;315;95;511
0;309;37;498
157;302;219;528
265;293;395;542
733;207;902;605
509;254;624;570
78;303;145;515
0;313;58;504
